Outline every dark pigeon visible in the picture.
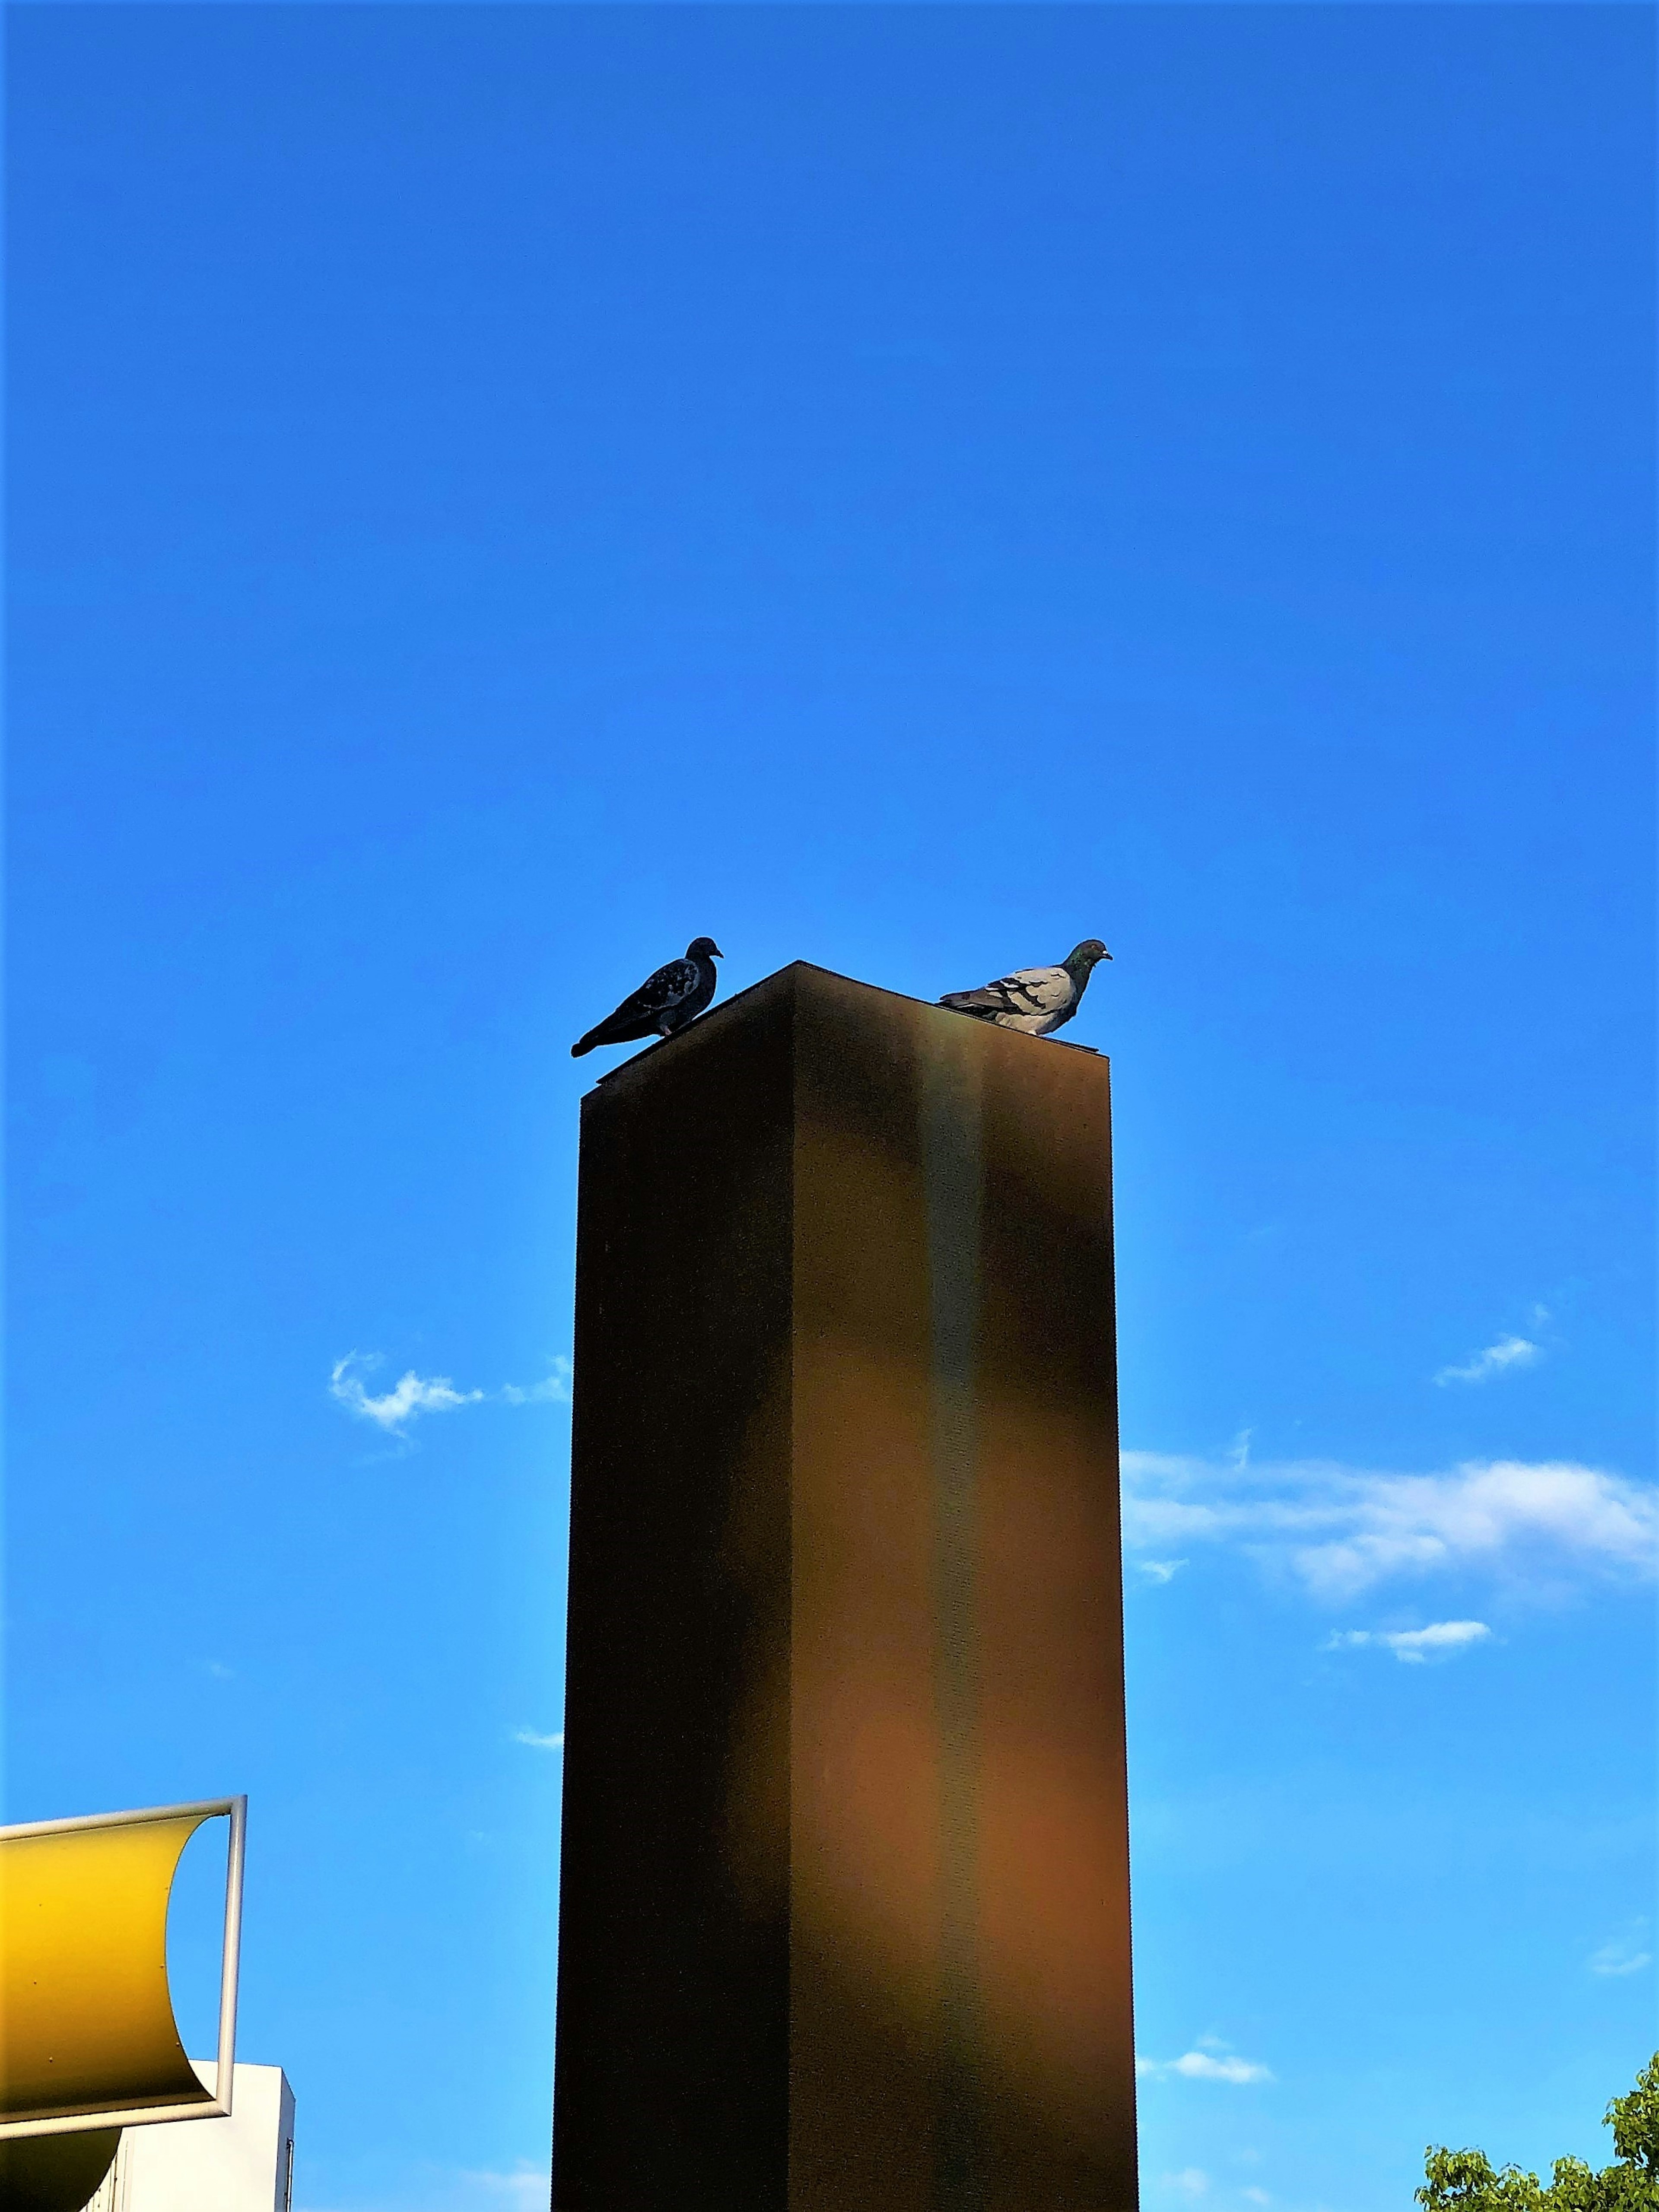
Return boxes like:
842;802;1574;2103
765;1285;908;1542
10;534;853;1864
571;938;724;1058
938;938;1112;1036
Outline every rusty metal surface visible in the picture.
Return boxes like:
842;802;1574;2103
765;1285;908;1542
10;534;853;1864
554;964;1136;2212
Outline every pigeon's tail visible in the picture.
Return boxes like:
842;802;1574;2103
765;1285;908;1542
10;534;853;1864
572;1008;651;1057
937;991;999;1020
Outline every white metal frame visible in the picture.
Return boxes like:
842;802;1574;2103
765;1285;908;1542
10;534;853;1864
0;1795;247;2140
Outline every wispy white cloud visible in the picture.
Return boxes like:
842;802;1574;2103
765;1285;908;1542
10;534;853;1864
1589;1922;1651;1978
1162;2171;1210;2197
329;1352;572;1434
330;1353;483;1433
1122;1451;1657;1601
1243;2190;1271;2206
1139;2050;1274;2085
1435;1331;1543;1387
512;1727;564;1751
1139;1559;1189;1585
452;2171;548;2210
500;1357;572;1406
1326;1620;1491;1664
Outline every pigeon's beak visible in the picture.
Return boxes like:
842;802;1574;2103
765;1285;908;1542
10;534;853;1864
711;945;725;959
1102;950;1112;960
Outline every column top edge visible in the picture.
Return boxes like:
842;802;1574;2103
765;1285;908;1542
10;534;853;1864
581;960;1107;1103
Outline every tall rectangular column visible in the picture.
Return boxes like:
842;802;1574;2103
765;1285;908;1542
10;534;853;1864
553;963;1137;2212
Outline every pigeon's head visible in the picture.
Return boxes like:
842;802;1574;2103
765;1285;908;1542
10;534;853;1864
1067;938;1112;971
687;936;724;961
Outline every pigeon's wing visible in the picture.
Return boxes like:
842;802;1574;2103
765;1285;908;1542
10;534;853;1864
939;964;1074;1020
632;957;701;1018
572;957;702;1056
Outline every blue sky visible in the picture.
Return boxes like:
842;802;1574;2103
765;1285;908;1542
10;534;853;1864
5;6;1653;2209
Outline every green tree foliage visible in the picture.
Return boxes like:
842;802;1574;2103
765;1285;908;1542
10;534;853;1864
1418;2055;1659;2212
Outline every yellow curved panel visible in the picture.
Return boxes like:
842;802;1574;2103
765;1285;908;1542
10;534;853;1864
0;2127;121;2212
0;1815;214;2124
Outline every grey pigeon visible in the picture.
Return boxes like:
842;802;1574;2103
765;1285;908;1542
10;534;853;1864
938;939;1112;1036
572;937;724;1058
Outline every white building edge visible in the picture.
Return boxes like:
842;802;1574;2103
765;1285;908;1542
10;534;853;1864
86;2062;295;2212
